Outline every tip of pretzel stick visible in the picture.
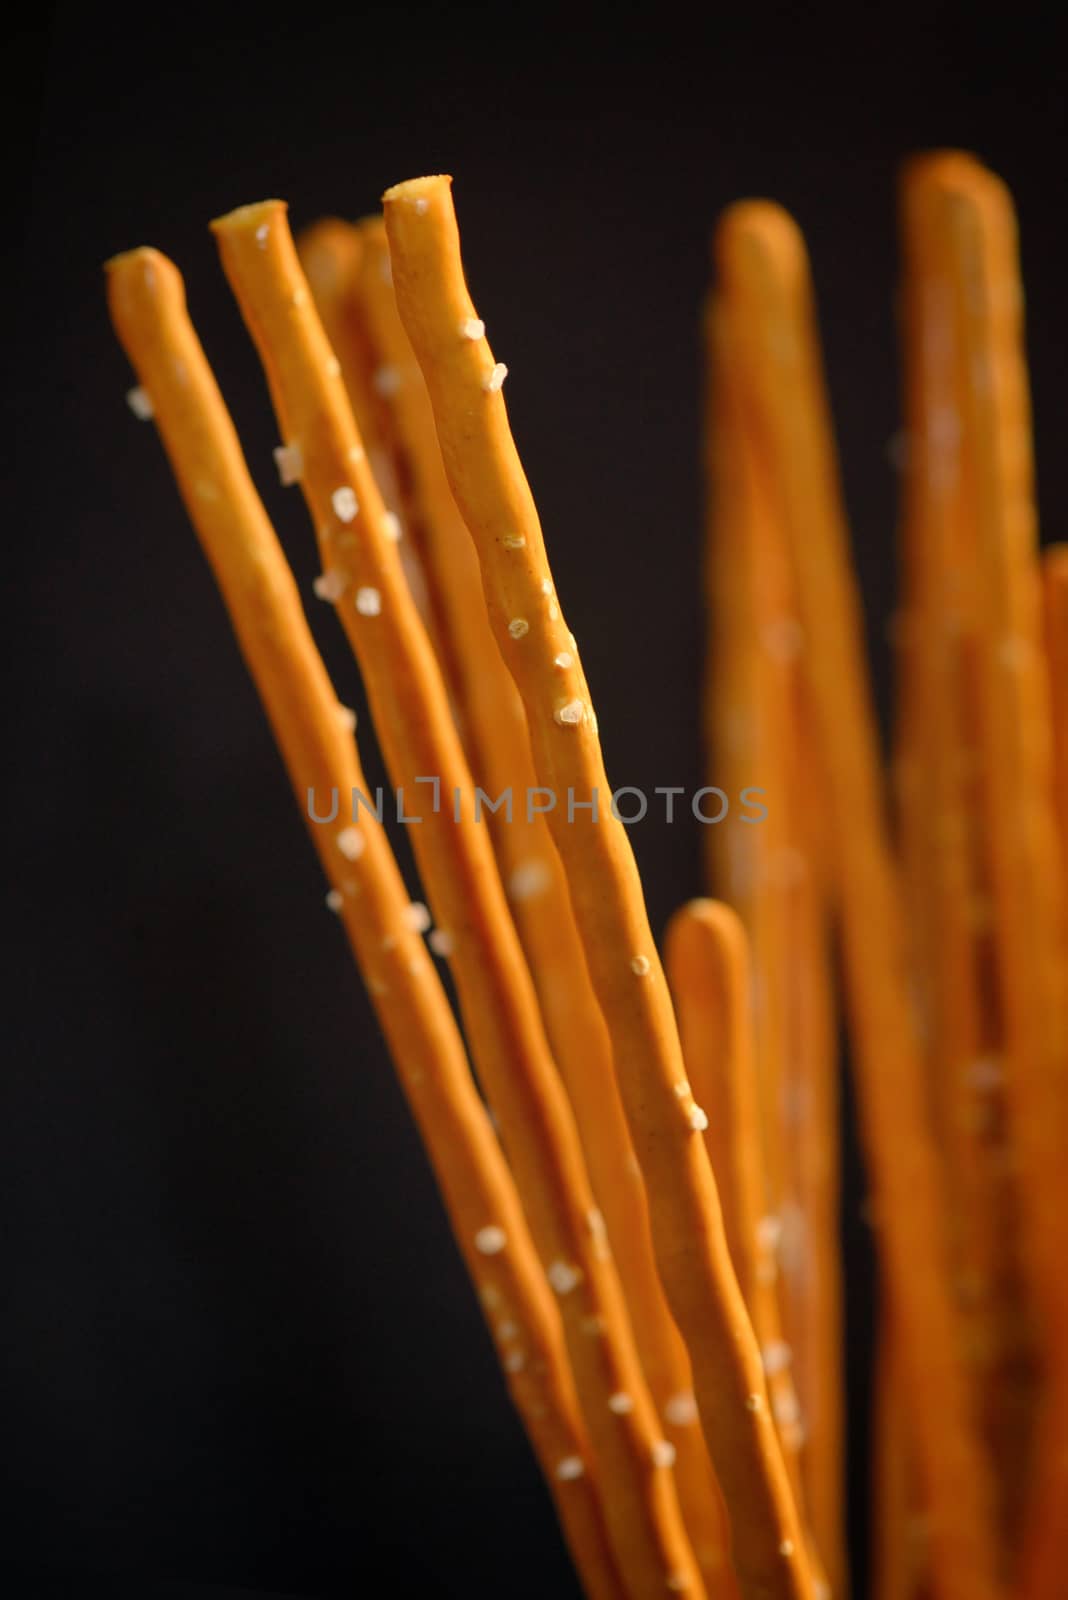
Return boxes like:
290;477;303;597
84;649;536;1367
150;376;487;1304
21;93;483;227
104;244;165;275
902;151;1014;238
104;245;178;299
901;148;980;186
295;218;363;294
381;175;453;207
713;199;806;286
209;199;288;238
104;247;186;336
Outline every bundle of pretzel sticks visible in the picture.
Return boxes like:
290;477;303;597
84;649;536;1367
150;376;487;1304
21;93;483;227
106;151;1067;1600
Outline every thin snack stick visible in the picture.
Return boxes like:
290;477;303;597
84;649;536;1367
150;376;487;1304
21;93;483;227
713;200;1000;1600
350;216;735;1594
706;291;845;1594
664;900;764;1309
384;173;813;1600
210;201;708;1600
715;298;793;1253
348;215;512;789
664;902;828;1597
900;155;1037;1550
105;245;625;1600
295;219;433;626
295;220;392;482
934;161;1068;1370
926;162;1068;1598
663;901;807;1469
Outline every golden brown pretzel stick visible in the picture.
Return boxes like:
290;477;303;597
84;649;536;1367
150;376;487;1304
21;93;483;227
704;293;844;1594
348;215;735;1594
663;903;805;1451
296;218;439;653
925;160;1068;1598
384;173;812;1600
348;216;512;788
899;156;1037;1550
295;220;394;485
664;902;828;1598
713;200;1000;1600
664;898;763;1309
1043;545;1068;873
105;245;625;1600
210;200;707;1600
932;160;1068;1375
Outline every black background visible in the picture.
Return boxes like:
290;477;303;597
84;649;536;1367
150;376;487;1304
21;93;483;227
10;5;1067;1596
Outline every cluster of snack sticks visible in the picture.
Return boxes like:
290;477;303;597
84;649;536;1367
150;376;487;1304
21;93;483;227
107;152;1066;1600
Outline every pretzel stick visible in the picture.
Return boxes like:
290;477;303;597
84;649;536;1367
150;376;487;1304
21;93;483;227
104;244;625;1600
294;219;435;629
663;902;806;1457
713;200;1000;1600
295;220;396;489
664;901;830;1598
210;201;707;1600
705;289;845;1596
383;173;812;1600
347;215;734;1594
348;217;512;790
933;160;1068;1377
929;160;1068;1597
664;899;763;1308
899;156;1039;1550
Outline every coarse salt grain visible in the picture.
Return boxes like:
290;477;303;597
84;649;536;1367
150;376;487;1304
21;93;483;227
664;1391;698;1427
337;827;365;862
273;443;303;485
547;1260;582;1295
332;486;358;522
313;570;346;603
403;901;432;934
126;386;153;420
507;860;551;901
